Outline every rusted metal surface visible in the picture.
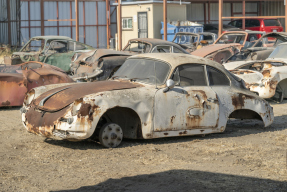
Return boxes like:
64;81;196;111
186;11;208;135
21;53;274;147
192;31;265;64
224;59;287;101
0;61;73;107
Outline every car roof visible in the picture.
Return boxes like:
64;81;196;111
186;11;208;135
30;36;73;40
128;38;181;46
128;53;224;69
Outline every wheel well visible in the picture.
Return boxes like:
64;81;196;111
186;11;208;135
228;109;262;121
92;107;142;140
277;78;287;98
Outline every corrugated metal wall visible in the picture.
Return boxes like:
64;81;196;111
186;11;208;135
0;0;20;46
187;2;259;25
20;0;117;48
262;0;285;30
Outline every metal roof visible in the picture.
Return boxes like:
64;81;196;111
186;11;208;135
128;53;223;69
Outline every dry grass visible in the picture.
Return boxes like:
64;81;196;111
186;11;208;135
0;44;15;64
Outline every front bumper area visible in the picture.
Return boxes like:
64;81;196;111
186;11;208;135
247;80;277;99
21;105;92;141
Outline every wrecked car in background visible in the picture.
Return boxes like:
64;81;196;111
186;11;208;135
192;31;265;64
172;32;217;53
71;38;189;82
0;61;73;107
5;36;93;73
224;42;287;103
21;53;273;148
225;32;287;63
71;49;135;82
122;38;189;54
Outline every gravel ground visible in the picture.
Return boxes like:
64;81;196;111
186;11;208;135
0;101;286;191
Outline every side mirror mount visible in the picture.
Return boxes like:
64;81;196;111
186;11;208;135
163;79;175;93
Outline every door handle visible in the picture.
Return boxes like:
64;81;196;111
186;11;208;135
207;98;218;102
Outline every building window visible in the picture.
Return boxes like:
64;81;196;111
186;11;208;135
122;18;133;30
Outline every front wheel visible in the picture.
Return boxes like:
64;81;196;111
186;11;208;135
99;123;123;148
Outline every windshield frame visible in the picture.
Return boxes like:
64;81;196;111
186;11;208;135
214;31;248;45
112;58;172;86
20;38;48;53
122;40;152;53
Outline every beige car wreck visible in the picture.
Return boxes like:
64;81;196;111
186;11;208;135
224;42;287;103
21;53;273;148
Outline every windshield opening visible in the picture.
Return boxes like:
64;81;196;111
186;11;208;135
113;58;170;85
216;34;246;45
22;39;46;52
264;19;280;27
123;42;151;53
173;34;199;46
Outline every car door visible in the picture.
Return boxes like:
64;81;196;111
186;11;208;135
44;40;82;72
153;64;220;132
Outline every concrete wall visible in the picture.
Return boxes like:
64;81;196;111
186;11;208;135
120;3;186;47
121;4;155;48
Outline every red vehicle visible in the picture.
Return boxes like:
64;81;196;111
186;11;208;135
228;19;283;33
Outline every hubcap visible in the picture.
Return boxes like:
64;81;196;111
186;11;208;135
99;123;123;148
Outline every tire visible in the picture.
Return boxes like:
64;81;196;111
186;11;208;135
99;123;123;148
272;86;284;103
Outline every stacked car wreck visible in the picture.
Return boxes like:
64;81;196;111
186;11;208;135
224;42;287;103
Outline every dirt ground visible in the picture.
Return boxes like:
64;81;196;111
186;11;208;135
0;101;287;191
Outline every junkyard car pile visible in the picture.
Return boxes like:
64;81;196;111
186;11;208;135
3;32;287;148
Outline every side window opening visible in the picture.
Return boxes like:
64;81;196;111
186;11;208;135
152;46;172;53
172;64;207;86
207;66;230;86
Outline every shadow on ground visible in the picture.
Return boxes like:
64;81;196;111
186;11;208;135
51;169;287;192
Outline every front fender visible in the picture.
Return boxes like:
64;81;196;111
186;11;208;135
57;87;157;140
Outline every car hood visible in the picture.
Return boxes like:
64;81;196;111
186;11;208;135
33;80;142;112
229;69;263;85
191;43;240;57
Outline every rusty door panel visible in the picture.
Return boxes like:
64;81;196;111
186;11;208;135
153;87;219;132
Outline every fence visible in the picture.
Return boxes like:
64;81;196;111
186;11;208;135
0;0;21;46
1;0;117;48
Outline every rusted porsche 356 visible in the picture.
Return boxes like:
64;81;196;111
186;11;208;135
21;54;273;148
0;62;73;107
224;42;287;103
192;31;265;64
